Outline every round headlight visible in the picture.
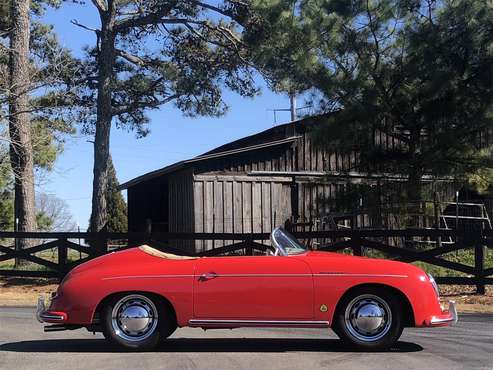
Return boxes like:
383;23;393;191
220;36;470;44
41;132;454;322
427;273;440;298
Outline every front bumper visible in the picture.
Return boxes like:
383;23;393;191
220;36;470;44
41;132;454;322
429;300;458;326
36;296;67;324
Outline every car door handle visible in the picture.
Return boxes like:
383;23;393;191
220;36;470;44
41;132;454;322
199;272;218;282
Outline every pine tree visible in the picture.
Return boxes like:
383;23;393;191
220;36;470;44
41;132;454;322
68;1;262;232
105;156;127;233
0;149;13;231
0;0;76;243
8;0;36;265
255;0;493;202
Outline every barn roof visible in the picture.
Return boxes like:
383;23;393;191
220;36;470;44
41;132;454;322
118;114;329;190
119;135;300;190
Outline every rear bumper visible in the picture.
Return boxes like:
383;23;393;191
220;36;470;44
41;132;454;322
428;300;458;326
36;296;67;324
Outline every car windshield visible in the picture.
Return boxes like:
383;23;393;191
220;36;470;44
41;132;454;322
271;227;307;256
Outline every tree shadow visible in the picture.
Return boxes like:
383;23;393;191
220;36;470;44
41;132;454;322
0;337;423;353
0;276;59;287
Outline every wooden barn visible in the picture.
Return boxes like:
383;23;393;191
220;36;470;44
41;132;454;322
119;114;457;253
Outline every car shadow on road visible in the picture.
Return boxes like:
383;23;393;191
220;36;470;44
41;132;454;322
0;338;422;353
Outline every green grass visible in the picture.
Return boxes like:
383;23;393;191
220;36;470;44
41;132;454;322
413;248;493;277
0;248;88;271
361;246;493;277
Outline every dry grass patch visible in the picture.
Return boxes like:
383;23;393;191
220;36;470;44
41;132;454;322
0;277;59;306
440;285;493;313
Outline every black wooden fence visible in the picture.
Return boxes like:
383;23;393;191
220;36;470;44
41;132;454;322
0;229;491;293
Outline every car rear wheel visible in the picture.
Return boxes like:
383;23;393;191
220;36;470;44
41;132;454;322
332;287;403;351
102;293;176;351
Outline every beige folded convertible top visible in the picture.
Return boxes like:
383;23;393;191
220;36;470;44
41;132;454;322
139;245;199;260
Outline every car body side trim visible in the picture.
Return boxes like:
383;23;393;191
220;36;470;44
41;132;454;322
315;273;408;278
102;275;195;280
189;319;330;327
102;273;407;280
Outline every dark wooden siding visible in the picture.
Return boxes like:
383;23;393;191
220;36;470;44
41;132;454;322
127;176;168;233
126;116;461;254
168;169;195;252
196;144;296;174
194;126;363;175
192;174;292;252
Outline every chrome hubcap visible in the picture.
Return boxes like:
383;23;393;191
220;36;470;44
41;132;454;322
111;295;158;342
344;294;392;342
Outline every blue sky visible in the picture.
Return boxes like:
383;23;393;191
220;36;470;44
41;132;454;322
41;2;295;230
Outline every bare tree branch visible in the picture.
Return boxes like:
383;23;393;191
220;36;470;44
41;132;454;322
115;48;148;66
71;19;100;34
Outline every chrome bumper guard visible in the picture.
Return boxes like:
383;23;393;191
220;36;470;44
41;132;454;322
36;296;46;323
431;300;459;326
36;296;64;323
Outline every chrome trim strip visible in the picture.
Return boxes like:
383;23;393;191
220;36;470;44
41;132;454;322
103;274;312;280
431;301;458;325
198;274;313;278
39;313;65;321
103;273;407;280
102;275;195;280
315;273;408;278
430;317;454;324
189;319;330;327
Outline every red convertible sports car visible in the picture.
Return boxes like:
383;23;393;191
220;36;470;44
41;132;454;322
37;227;457;351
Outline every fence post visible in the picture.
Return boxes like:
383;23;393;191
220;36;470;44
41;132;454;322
245;235;253;256
433;192;442;248
455;191;459;244
474;238;486;295
58;238;68;274
245;245;253;256
350;212;363;256
352;230;362;256
284;218;293;232
352;240;362;256
94;233;108;256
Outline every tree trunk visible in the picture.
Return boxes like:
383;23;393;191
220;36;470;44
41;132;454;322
8;0;35;267
89;9;116;233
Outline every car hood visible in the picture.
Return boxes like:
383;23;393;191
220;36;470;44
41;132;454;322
302;250;426;278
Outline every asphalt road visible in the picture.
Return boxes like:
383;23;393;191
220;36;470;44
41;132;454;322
0;307;492;370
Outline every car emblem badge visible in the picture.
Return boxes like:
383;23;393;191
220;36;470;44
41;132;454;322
320;304;328;312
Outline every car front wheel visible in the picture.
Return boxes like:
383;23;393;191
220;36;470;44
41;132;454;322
102;293;175;351
332;287;403;351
